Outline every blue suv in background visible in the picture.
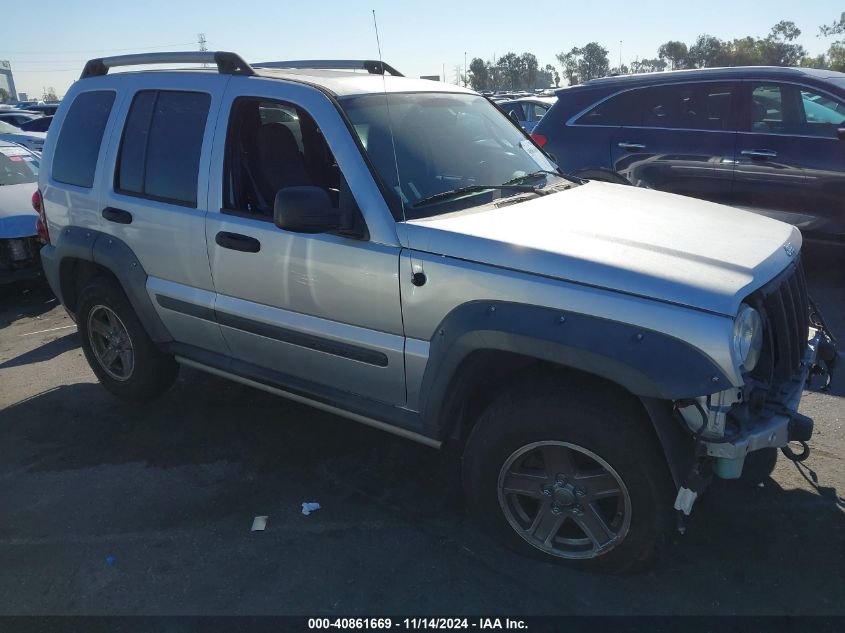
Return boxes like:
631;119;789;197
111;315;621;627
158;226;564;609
531;67;845;245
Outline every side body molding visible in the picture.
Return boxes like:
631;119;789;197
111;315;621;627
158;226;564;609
419;301;731;438
41;227;172;343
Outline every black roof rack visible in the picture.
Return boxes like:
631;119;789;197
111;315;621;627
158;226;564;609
252;59;403;77
80;51;254;79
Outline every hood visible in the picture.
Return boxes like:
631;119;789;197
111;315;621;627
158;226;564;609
404;181;799;316
0;182;38;238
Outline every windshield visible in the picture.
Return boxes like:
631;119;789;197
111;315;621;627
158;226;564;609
0;145;39;186
340;93;565;219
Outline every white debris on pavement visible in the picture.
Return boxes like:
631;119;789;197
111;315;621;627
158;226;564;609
251;516;268;531
301;502;321;516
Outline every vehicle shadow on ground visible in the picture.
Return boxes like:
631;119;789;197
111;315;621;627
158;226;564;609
0;332;79;370
1;369;844;614
0;277;56;327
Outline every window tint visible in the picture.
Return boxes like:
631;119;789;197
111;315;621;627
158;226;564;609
751;84;785;133
52;91;115;188
116;90;210;206
575;90;639;126
639;83;735;130
799;88;845;138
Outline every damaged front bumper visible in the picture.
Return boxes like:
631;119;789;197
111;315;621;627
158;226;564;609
674;327;834;517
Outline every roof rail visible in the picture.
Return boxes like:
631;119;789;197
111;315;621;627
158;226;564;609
80;51;254;79
252;59;404;77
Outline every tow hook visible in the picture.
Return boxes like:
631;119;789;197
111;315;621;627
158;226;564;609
673;456;712;535
781;410;813;463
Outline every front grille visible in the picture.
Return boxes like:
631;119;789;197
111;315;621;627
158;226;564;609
754;260;810;382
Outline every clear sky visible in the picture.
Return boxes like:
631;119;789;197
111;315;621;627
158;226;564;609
2;0;841;99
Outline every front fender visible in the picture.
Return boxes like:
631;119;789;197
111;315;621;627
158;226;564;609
418;301;730;438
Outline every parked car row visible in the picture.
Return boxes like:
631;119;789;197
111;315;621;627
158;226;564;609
531;66;845;245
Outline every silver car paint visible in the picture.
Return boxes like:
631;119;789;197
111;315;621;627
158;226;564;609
204;77;406;405
95;73;230;353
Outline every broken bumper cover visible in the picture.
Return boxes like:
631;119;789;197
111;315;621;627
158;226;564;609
706;329;823;461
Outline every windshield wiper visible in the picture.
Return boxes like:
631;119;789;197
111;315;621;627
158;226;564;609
411;184;547;209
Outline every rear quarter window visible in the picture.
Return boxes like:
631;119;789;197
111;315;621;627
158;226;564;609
52;91;116;188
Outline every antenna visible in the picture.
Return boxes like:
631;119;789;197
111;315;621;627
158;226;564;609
372;10;424;287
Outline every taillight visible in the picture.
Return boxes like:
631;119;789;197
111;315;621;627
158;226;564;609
33;189;50;244
531;133;547;148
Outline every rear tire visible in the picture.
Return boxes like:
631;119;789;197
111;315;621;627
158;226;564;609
77;276;178;402
462;376;673;573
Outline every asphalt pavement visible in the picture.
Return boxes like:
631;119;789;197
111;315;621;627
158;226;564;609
0;248;843;615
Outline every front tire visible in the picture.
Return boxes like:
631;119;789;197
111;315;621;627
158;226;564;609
77;276;178;402
462;376;673;572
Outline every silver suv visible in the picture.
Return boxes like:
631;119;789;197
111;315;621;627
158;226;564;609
36;52;835;571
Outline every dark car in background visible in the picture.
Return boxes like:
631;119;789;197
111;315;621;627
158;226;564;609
532;66;845;245
18;116;53;133
0;110;42;128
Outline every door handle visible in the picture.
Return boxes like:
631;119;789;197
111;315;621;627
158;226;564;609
102;207;133;224
740;149;778;160
618;142;646;151
215;231;261;253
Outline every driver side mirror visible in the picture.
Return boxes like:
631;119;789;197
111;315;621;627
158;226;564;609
273;186;341;233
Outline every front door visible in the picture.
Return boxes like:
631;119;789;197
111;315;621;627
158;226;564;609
733;81;845;241
205;78;406;406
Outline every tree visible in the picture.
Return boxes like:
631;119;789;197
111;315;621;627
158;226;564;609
520;53;539;90
468;57;488;91
658;41;688;70
819;12;845;36
630;58;666;74
536;63;558;88
814;12;845;72
758;21;806;66
686;35;725;68
556;42;609;85
43;87;58;102
0;88;9;103
496;52;525;90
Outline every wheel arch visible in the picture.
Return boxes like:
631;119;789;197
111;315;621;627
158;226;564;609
419;301;718;485
49;227;172;343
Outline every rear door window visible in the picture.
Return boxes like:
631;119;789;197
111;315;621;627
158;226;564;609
115;90;211;207
52;90;115;188
640;83;736;130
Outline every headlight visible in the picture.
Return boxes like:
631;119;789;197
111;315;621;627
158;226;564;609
733;304;763;371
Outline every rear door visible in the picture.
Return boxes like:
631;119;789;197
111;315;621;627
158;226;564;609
733;81;845;240
99;74;229;354
610;81;738;205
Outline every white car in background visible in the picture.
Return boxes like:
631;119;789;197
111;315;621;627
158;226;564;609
0;120;46;153
0;140;42;283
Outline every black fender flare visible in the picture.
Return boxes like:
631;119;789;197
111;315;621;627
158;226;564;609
418;300;730;441
42;226;172;343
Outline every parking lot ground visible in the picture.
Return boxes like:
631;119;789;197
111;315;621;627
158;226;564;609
0;249;843;616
